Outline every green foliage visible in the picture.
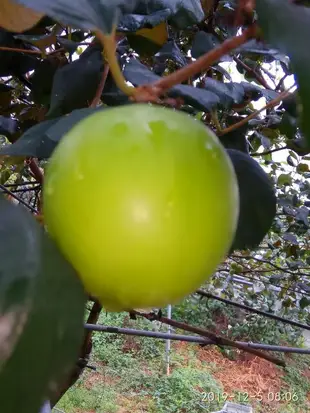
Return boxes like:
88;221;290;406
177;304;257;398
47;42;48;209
92;312;165;371
0;107;105;158
57;379;118;413
230;314;303;346
153;368;223;412
13;0;204;33
282;355;310;408
172;294;304;347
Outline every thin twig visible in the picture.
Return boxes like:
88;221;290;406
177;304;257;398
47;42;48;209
196;289;310;331
219;85;295;135
276;73;288;92
231;254;307;276
233;56;271;89
133;311;285;366
251;145;288;157
3;180;39;187
6;185;41;193
0;184;38;214
0;45;66;56
90;64;110;108
0;46;41;54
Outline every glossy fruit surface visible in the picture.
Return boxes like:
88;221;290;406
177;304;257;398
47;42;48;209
43;104;239;311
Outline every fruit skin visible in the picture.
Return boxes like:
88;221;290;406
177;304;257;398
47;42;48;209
43;104;239;311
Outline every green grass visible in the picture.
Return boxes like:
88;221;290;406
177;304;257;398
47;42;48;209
56;379;119;413
55;310;310;413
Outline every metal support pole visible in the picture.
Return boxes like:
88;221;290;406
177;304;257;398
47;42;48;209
165;305;172;375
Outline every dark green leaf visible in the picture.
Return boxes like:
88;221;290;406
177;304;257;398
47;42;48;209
282;232;298;245
0;116;18;137
0;29;39;76
278;113;297;140
46;46;103;118
227;149;277;251
240;81;263;101
29;58;60;106
279;91;298;117
118;9;170;32
297;163;310;173
56;37;80;55
169;84;220;112
132;0;204;29
0;84;13;112
219;124;249;154
287;138;310;156
212;64;232;81
155;40;187;67
214;3;238;37
101;74;130;107
0;197;86;413
299;296;310;310
295;206;309;227
127;33;165;56
255;132;271;149
0;118;58;158
203;78;244;107
256;0;310;146
287;155;297;167
236;39;288;64
191;31;232;62
260;89;281;103
14;0;137;34
15;0;204;33
277;174;292;186
0;107;105;158
124;58;163;83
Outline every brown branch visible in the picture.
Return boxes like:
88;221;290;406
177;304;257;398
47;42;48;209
0;46;41;54
90;64;110;108
80;300;102;357
219;85;295;136
27;158;44;185
233;56;271;89
0;45;66;56
48;47;66;55
51;300;102;408
133;311;285;367
50;302;102;407
152;26;257;95
25;158;44;213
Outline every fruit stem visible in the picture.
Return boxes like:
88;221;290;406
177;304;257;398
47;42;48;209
96;28;135;97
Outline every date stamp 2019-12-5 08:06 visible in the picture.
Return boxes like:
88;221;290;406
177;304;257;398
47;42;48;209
201;391;299;405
